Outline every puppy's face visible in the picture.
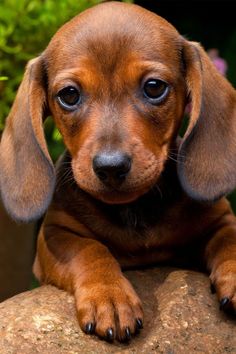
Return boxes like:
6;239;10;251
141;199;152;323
45;3;187;204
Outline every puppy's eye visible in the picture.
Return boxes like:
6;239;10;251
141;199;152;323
57;86;81;110
143;79;169;103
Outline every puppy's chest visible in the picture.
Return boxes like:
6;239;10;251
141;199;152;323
93;204;182;268
96;201;172;250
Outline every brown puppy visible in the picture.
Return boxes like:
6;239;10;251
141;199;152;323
1;1;236;342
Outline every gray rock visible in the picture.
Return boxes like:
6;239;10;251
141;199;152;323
0;268;235;354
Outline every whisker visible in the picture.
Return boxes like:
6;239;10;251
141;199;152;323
168;155;178;163
156;185;163;199
56;167;73;187
152;183;163;199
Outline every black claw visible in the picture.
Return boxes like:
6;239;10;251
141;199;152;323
106;328;114;342
136;318;143;329
220;297;230;310
124;327;131;341
85;322;95;334
210;283;216;294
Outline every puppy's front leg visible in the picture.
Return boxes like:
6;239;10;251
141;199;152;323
205;208;236;313
33;211;143;342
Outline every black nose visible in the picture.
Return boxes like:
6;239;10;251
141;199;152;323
93;152;131;186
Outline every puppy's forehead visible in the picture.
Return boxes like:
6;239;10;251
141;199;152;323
44;2;182;75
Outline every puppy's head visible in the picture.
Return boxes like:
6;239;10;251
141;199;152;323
46;2;186;205
1;2;236;221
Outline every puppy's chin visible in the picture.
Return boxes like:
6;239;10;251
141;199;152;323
73;176;161;205
93;192;141;205
86;188;150;205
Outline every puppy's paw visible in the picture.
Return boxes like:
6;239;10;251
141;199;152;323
210;260;236;314
75;274;143;342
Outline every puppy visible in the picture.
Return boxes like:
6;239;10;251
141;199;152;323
1;1;236;343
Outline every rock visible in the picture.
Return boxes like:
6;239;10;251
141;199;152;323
0;268;235;354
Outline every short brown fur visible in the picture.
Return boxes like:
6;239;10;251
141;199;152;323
1;2;236;342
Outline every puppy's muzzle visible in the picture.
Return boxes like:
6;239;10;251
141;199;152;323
93;151;132;188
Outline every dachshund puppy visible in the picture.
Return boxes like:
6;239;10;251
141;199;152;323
1;1;236;343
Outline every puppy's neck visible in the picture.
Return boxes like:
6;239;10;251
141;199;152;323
54;149;182;230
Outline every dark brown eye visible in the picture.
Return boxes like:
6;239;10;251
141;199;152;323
143;79;169;103
57;86;81;110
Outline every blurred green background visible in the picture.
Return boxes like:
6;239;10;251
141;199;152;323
0;0;235;299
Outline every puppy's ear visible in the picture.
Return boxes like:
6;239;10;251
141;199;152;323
178;41;236;202
0;57;55;222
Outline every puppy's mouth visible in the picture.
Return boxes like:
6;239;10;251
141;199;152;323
81;181;157;205
76;178;161;205
72;151;165;204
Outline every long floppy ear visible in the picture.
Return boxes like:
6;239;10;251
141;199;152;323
0;57;55;222
177;41;236;202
